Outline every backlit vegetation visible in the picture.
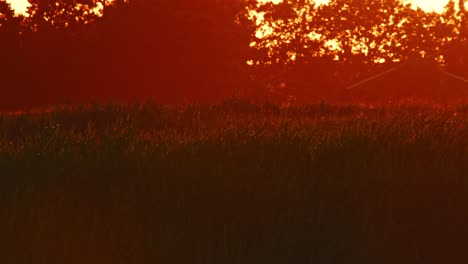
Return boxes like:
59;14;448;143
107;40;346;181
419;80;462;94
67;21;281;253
1;102;467;262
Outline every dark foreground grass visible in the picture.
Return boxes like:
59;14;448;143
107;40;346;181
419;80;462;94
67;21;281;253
0;102;467;263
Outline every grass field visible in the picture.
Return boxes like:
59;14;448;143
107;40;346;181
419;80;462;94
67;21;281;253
1;101;467;263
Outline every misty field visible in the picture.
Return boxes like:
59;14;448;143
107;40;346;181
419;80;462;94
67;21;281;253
1;101;467;263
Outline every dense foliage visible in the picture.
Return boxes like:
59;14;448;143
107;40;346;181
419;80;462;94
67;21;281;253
0;102;467;263
245;0;468;64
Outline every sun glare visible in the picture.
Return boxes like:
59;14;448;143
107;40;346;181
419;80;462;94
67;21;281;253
6;0;30;15
409;0;452;13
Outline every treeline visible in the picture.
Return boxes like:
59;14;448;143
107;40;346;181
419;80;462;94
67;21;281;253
244;0;468;102
1;0;468;109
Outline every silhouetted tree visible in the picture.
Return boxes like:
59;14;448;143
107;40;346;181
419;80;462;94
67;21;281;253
442;0;468;76
26;0;120;29
316;0;411;64
1;0;253;107
246;0;323;65
3;0;128;107
0;2;28;110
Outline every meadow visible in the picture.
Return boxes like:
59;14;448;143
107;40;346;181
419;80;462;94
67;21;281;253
0;101;467;263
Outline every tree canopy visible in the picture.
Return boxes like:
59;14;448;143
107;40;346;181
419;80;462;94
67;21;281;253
245;0;468;65
241;0;468;102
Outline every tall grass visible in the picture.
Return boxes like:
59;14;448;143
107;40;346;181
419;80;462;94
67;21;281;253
0;101;467;263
